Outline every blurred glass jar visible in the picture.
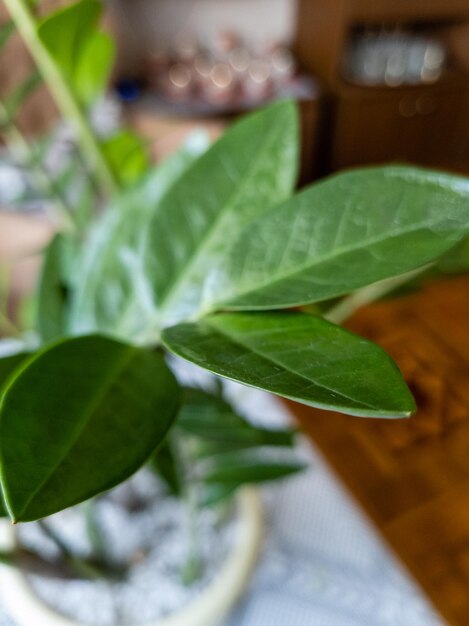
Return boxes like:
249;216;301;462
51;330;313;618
343;31;447;86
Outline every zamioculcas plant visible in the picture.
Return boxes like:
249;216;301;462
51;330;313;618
1;97;469;524
1;3;469;615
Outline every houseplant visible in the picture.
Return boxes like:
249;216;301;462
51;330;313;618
1;1;469;625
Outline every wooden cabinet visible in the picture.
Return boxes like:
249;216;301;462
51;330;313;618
295;0;469;175
331;80;469;170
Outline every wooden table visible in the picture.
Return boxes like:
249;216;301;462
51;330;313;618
289;275;469;625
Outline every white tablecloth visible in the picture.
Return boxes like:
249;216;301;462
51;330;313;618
223;386;443;626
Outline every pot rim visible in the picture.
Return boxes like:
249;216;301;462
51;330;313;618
0;487;263;626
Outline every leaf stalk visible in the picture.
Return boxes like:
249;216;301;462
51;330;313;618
324;266;430;325
2;0;119;197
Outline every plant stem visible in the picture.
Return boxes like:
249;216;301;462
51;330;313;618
0;550;15;567
37;519;109;580
3;0;119;197
82;499;107;563
324;266;430;325
181;488;202;586
174;437;202;586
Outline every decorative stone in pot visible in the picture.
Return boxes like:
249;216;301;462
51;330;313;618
0;483;262;626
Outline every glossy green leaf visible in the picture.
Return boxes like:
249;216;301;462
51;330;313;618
178;387;246;435
437;236;469;274
0;352;31;390
200;453;304;505
71;102;298;341
200;483;238;507
0;335;180;522
194;429;296;458
37;0;112;105
178;387;295;456
102;130;149;187
69;133;207;337
203;460;304;485
75;31;114;105
144;100;299;328
163;312;416;418
207;166;469;311
38;1;101;74
37;234;70;344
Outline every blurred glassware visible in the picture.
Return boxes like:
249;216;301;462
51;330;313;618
139;31;302;110
270;46;296;82
229;46;251;74
246;58;274;99
194;52;214;79
203;63;238;104
343;30;447;86
165;63;194;100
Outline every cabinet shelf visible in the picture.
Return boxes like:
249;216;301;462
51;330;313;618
295;0;469;174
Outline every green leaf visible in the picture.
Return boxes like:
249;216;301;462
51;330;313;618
200;453;305;506
203;460;304;485
207;166;469;311
0;352;31;390
437;236;469;274
72;102;298;340
194;429;296;458
38;1;102;74
200;483;238;507
163;312;416;418
36;234;70;344
0;335;180;522
178;387;295;450
70;133;210;337
144;100;299;328
151;437;182;496
74;31;115;105
178;387;246;435
37;0;112;105
102;130;149;187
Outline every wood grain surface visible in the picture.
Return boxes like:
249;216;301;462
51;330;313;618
288;275;469;626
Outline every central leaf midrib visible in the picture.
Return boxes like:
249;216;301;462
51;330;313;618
217;216;459;306
16;344;138;518
205;319;378;411
157;123;288;316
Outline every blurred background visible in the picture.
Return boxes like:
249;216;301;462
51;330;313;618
1;1;469;625
3;0;469;183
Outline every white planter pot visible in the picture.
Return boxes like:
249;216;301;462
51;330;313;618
0;488;263;626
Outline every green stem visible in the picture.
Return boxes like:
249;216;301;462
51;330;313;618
324;266;430;325
0;550;15;567
37;519;109;580
3;0;119;197
181;488;201;586
82;499;107;562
